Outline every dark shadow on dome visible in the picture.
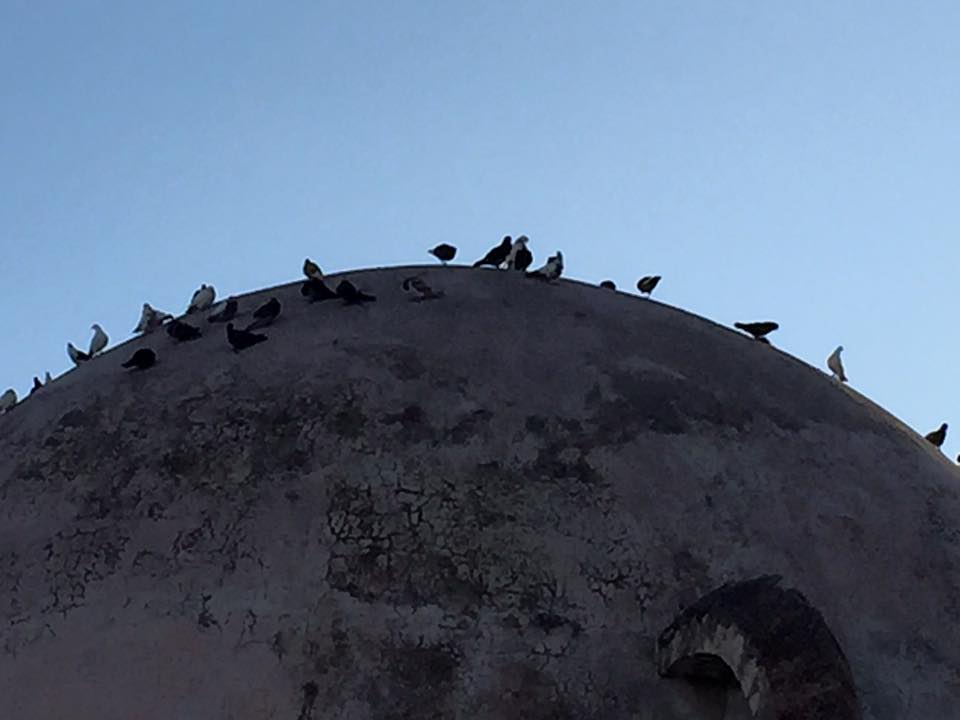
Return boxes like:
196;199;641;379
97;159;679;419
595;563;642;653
656;575;863;720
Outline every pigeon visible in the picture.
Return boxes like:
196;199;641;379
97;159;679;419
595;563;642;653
925;423;947;448
599;280;617;290
30;377;43;394
186;284;216;314
473;236;512;268
67;342;91;365
402;276;443;301
827;346;847;382
207;299;238;323
303;258;323;280
734;321;779;341
122;348;156;370
227;323;267;352
337;280;376;304
245;297;281;331
133;303;173;334
636;276;662;297
506;236;533;271
429;244;457;264
89;323;109;356
166;319;202;342
301;277;339;302
44;371;53;384
526;251;564;281
0;388;15;414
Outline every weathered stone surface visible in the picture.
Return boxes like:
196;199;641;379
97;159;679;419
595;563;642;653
0;265;958;719
657;575;861;719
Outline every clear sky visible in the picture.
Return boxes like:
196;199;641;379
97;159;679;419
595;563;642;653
2;2;958;455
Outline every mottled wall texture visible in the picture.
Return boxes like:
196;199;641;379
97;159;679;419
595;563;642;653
1;266;958;719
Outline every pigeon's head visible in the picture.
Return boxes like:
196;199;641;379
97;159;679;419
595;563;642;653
226;323;235;331
91;323;102;332
501;236;512;247
515;235;529;245
837;345;844;352
942;423;949;432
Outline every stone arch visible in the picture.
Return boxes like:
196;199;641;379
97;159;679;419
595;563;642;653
656;575;862;720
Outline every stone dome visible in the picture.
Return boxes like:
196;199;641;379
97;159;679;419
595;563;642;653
1;265;958;719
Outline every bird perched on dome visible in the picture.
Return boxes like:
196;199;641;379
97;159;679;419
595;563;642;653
227;323;267;352
303;258;323;280
337;280;377;304
734;321;779;342
429;244;457;264
599;280;616;290
925;423;947;448
301;277;339;302
122;348;157;370
402;276;443;301
473;236;512;268
526;251;563;281
67;342;91;365
636;276;661;297
505;236;533;272
30;377;43;394
0;388;16;414
186;284;216;314
88;324;109;357
245;298;281;331
166;319;202;342
133;303;173;334
827;346;847;382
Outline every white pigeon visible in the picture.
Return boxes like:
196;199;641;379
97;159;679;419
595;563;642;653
0;388;16;414
503;235;529;269
89;324;109;356
133;303;172;333
67;342;90;365
187;284;216;314
827;346;847;382
529;251;563;281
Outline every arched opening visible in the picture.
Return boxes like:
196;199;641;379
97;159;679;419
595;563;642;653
656;575;862;720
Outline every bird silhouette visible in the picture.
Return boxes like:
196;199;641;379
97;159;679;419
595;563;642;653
133;303;173;334
402;276;443;301
227;323;267;352
337;280;376;304
734;321;779;341
245;297;281;331
89;324;109;356
827;346;847;382
925;423;947;448
599;280;616;290
30;377;43;394
207;299;238;323
67;342;91;365
506;236;533;271
122;348;156;370
303;258;323;280
429;244;457;264
473;236;512;268
636;276;662;296
301;277;339;302
166;319;202;342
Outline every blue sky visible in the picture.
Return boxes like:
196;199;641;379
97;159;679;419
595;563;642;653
2;2;958;455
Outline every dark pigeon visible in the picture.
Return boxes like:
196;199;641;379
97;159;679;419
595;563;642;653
245;297;281;331
514;244;533;272
636;275;661;296
925;423;948;448
301;277;339;302
122;348;156;370
734;321;779;341
473;236;512;268
227;323;267;352
599;280;616;290
429;244;457;264
337;280;376;304
166;319;202;342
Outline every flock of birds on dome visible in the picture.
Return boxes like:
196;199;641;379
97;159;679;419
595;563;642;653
0;235;953;458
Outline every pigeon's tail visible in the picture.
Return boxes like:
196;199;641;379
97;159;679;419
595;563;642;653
121;358;135;368
472;260;485;268
733;323;746;331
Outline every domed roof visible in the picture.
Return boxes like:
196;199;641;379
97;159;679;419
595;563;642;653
1;266;958;719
